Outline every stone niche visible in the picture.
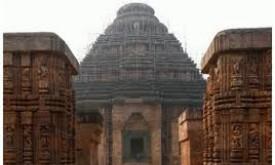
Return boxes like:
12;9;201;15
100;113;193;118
3;32;79;165
178;109;203;165
201;28;272;164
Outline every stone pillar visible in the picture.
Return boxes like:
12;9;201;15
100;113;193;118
201;28;272;164
3;33;79;165
76;112;103;165
178;109;203;165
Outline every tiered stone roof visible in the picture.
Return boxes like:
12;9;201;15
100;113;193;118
74;3;205;108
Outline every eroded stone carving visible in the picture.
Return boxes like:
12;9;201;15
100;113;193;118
231;57;243;90
231;124;242;149
38;65;49;93
5;125;15;146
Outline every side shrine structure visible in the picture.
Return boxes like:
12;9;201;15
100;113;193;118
3;33;79;165
73;3;205;165
201;28;272;164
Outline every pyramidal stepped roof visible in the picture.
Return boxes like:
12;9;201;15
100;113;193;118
74;3;205;108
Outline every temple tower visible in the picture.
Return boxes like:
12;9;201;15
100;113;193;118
74;3;205;165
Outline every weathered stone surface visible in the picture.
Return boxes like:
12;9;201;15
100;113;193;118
201;28;272;73
4;32;79;73
76;112;103;165
201;28;272;164
74;3;205;165
3;32;79;165
178;109;203;165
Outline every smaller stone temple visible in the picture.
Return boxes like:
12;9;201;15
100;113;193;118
3;33;79;164
201;28;272;164
76;112;103;165
178;109;203;165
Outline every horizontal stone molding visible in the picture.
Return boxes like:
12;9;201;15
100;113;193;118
178;108;202;123
4;32;79;74
201;27;272;73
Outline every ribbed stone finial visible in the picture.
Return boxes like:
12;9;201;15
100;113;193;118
117;3;155;16
105;3;167;35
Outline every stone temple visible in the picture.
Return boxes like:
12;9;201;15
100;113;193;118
74;3;205;165
3;2;272;165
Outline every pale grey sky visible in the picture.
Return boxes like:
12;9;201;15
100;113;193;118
3;0;273;68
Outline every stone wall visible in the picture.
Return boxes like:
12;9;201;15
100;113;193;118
3;33;79;165
201;28;272;164
76;112;103;165
178;109;202;165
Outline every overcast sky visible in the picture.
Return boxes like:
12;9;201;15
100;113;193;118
3;0;273;68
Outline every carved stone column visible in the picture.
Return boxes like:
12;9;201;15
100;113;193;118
3;32;79;165
201;28;272;164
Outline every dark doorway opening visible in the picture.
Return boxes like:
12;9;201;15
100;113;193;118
130;137;144;158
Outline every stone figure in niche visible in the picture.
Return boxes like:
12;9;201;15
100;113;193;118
231;58;244;89
58;69;66;86
22;68;31;89
231;124;242;148
248;124;259;148
214;67;220;85
233;58;242;75
22;68;30;80
249;60;257;75
23;126;32;147
4;67;13;89
40;124;50;148
5;126;15;146
40;135;48;148
38;65;49;89
4;68;12;81
38;65;48;79
133;22;140;32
